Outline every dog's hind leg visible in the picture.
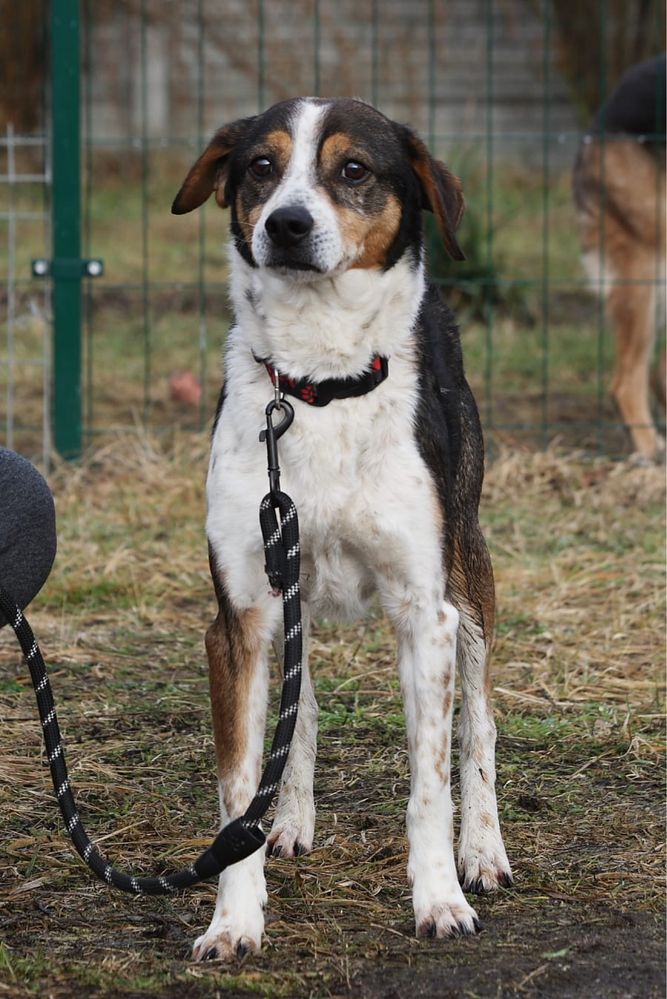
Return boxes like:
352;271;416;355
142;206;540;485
608;253;663;461
267;605;318;858
192;586;279;963
448;530;513;893
578;140;665;460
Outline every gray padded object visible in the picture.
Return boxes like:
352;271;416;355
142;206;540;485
0;448;57;627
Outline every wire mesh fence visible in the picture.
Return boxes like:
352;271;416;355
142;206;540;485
0;126;51;466
0;0;664;460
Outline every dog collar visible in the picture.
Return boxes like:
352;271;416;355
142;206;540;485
254;353;389;407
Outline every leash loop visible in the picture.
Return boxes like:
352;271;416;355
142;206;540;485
2;400;302;896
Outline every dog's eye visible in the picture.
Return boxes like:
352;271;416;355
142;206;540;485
341;160;369;184
249;157;273;179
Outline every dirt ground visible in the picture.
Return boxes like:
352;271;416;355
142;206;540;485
0;439;664;998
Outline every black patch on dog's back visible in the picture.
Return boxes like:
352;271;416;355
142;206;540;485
593;55;666;152
413;284;486;568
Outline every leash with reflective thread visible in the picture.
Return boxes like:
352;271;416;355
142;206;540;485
0;398;301;895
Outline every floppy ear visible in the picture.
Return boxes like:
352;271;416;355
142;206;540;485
171;117;255;215
405;132;466;261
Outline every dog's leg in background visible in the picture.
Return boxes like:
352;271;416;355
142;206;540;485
576;139;665;461
390;585;480;937
268;605;318;857
192;593;278;962
607;253;663;461
450;529;513;893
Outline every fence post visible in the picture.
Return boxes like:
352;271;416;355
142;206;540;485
51;0;82;459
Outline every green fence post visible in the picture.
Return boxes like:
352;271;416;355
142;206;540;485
51;0;82;459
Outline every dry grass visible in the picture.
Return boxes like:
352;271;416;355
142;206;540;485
0;436;664;998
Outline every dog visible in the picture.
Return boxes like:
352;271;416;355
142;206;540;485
172;97;512;961
574;54;666;460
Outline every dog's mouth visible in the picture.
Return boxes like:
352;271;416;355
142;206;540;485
266;256;323;275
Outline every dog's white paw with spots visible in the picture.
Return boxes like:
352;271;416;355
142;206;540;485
458;827;513;894
267;791;315;858
411;868;482;939
192;904;264;963
192;860;267;963
414;892;481;939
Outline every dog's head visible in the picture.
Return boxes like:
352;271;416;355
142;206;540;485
172;97;464;277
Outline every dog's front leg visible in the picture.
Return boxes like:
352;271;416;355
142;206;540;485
192;597;277;962
394;595;481;938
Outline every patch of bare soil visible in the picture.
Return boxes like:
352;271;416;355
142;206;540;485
353;909;664;999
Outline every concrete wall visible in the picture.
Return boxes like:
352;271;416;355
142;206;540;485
83;0;579;167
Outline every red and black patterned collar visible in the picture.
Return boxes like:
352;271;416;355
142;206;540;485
254;353;389;407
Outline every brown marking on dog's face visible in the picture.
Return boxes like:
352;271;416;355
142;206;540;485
233;129;294;248
443;689;453;718
316;131;403;269
205;601;265;812
348;196;402;269
319;132;352;172
262;129;293;167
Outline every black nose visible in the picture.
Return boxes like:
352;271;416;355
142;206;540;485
265;206;314;248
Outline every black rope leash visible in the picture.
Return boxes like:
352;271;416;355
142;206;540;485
0;398;301;895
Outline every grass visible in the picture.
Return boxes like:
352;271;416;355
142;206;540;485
0;436;664;998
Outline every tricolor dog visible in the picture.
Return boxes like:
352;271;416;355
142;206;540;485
172;97;512;961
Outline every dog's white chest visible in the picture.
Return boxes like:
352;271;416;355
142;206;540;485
280;411;404;618
207;347;442;621
275;410;427;616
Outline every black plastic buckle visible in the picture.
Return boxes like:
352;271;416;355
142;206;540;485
194;818;266;879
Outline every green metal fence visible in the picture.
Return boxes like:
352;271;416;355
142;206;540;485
1;0;664;460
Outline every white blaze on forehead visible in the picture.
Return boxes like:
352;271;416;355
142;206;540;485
251;99;348;274
281;100;327;193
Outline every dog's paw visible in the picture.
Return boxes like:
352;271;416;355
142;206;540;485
266;823;313;859
457;832;513;894
192;930;260;963
267;791;315;858
415;899;481;939
459;862;514;894
192;908;264;963
628;436;666;466
412;871;482;940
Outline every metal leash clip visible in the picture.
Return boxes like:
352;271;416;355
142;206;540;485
259;397;294;499
273;366;282;408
